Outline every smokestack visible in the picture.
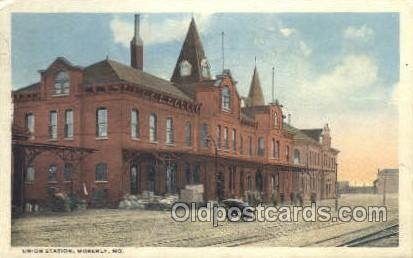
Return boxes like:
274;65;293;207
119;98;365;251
130;14;143;70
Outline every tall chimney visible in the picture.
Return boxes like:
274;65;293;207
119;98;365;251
130;14;143;70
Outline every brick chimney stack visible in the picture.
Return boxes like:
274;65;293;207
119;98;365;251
130;14;143;70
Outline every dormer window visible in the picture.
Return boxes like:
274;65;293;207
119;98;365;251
54;71;70;95
222;86;231;111
179;60;192;77
201;58;211;78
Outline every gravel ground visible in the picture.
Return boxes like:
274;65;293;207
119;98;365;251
11;194;398;247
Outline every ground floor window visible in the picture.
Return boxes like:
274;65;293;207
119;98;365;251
96;163;108;181
166;162;177;194
25;167;35;182
48;165;57;182
146;161;156;192
63;163;73;181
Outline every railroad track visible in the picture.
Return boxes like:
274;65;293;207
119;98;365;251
338;224;399;247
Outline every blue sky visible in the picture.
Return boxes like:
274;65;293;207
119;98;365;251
12;13;399;183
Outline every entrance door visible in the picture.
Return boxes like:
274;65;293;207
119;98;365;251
130;165;139;194
166;163;177;194
146;161;156;193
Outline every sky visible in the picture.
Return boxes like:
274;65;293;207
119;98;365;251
12;13;399;185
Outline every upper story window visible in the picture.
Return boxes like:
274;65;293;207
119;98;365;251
272;139;279;158
96;163;108;182
248;136;253;156
293;149;300;165
200;123;209;148
149;113;158;142
48;164;57;182
131;109;140;139
184;122;192;146
223;127;229;149
232;129;236;151
26;167;35;183
257;137;265;157
96;108;108;137
64;109;73;139
180;60;192;77
222;86;231;111
25;113;35;134
216;125;222;149
240;135;244;154
274;112;278;127
48;111;57;140
201;58;211;78
54;71;70;95
166;117;174;144
286;145;290;162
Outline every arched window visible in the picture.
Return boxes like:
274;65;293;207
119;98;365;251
64;163;73;181
179;60;192;77
274;112;278;127
222;86;231;111
54;71;70;95
149;113;157;142
48;165;57;182
257;137;265;156
200;58;211;78
293;149;300;165
165;117;174;144
95;163;108;181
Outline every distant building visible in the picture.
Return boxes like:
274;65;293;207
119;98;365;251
337;181;350;194
374;169;399;194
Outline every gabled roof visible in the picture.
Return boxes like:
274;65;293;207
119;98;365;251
170;18;210;85
283;123;319;144
301;129;323;142
13;82;40;93
83;59;192;102
246;67;265;106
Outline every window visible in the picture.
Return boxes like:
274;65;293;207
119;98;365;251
222;86;231;111
271;175;279;193
96;108;107;137
131;109;140;138
64;163;73;181
25;113;34;134
54;71;70;95
180;60;192;77
184;122;192;146
248;136;253;156
48;165;57;182
223;127;229;149
293;149;300;165
149;113;157;142
257;137;265;156
232;129;236;151
240;135;244;154
193;164;201;184
200;123;209;148
166;117;174;144
96;163;108;181
274;112;278;127
216;125;221;148
286;145;290;162
64;109;73;138
49;111;57;139
201;58;211;78
26;167;35;182
272;139;276;158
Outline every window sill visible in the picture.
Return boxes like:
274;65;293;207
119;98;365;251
51;93;69;97
149;141;158;144
222;108;232;113
48;138;58;142
165;143;176;147
64;181;72;183
64;137;74;141
95;181;108;183
96;137;109;140
131;137;141;141
48;181;57;184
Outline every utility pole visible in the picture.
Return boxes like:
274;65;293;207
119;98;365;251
272;66;275;103
382;170;387;206
335;162;338;211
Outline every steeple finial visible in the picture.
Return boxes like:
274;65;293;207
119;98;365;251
247;66;265;106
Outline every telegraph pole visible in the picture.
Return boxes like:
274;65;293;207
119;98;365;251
382;170;387;206
221;32;225;72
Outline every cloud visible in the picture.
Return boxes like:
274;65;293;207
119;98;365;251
343;25;374;41
110;14;212;47
279;27;296;37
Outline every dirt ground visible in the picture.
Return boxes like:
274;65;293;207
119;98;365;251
11;194;398;247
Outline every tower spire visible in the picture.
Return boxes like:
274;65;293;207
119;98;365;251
247;65;265;106
130;14;143;70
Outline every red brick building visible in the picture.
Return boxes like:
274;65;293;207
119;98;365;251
12;15;338;208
